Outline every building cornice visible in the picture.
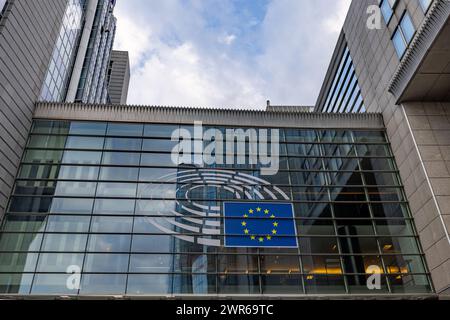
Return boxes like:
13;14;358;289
388;0;450;102
34;102;385;129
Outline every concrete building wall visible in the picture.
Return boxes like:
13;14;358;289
342;0;450;294
108;50;130;104
0;0;67;218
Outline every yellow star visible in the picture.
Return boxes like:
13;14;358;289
250;235;256;240
243;214;248;218
272;229;277;235
266;235;272;240
256;207;261;212
259;237;264;242
270;214;275;218
264;209;269;214
273;222;279;227
249;209;254;214
241;221;247;226
244;229;249;234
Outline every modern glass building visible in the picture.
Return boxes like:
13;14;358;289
0;103;433;297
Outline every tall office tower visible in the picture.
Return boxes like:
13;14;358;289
0;0;121;220
315;0;450;295
107;50;130;104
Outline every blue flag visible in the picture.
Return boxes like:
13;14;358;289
224;202;298;248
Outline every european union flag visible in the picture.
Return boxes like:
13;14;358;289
224;202;298;248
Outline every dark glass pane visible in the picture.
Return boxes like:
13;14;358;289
303;274;346;294
24;149;63;165
297;219;335;235
375;219;415;236
0;274;33;294
356;144;390;157
333;204;371;218
328;171;363;185
336;220;374;235
8;197;52;213
261;274;302;294
364;172;398;186
218;274;260;294
33;120;69;135
0;233;43;252
218;255;258;273
368;187;404;202
360;158;395;171
379;237;420;255
388;274;431;293
329;187;366;202
0;253;38;272
353;131;386;143
18;164;60;180
295;203;332;219
90;216;133;233
290;171;326;185
292;186;328;201
371;203;409;218
260;255;300;273
28;135;67;149
340;237;379;255
383;255;426;274
319;130;352;143
299;237;339;254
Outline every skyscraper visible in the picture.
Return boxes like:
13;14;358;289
315;0;450;295
0;0;126;220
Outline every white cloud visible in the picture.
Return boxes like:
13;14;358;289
113;0;351;108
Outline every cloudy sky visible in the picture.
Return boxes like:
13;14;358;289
113;0;351;109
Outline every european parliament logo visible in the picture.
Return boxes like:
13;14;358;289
224;202;298;248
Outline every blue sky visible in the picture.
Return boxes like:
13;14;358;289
113;0;351;109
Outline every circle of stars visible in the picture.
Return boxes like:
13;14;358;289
242;207;278;243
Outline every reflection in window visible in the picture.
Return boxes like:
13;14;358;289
93;199;135;215
80;274;127;295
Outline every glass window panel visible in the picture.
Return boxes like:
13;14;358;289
62;151;102;164
58;166;99;180
324;158;360;171
102;152;140;166
328;171;363;185
107;123;143;137
419;0;431;11
218;274;260;294
294;203;332;219
36;253;84;272
364;172;398;186
329;187;367;202
302;255;343;276
139;168;178;182
31;274;78;295
383;255;426;274
87;235;131;252
353;131;386;143
319;130;352;143
0;273;33;294
129;254;173;273
28;135;67;149
14;181;56;196
142;139;178;152
379;237;420;255
65;136;104;150
140;153;174;166
292;186;329;202
372;203;409;218
127;274;171;295
99;167;138;181
131;235;173;253
46;215;90;233
33;120;69;135
393;29;406;58
289;158;323;170
400;13;415;43
299;237;339;254
260;255;300;274
388;274;431;293
218;255;258;273
24;149;63;164
8;197;52;213
284;130;317;142
18;164;60;180
144;124;179;138
347;274;389;294
54;181;97;197
336;220;375;235
333;203;371;218
261;274;302;294
104;138;142;151
356;144;390;157
137;183;177;199
0;233;43;252
80;274;127;295
97;183;137;197
290;171;327;186
93;199;135;215
368;187;403;201
380;0;393;23
375;219;415;236
50;198;93;214
83;254;129;272
297;219;335;235
0;253;38;273
90;216;133;233
69;121;107;135
2;215;47;232
41;234;87;252
339;237;379;254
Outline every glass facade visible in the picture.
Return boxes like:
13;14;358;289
75;0;117;104
40;0;84;102
319;46;365;113
392;12;416;58
0;120;432;296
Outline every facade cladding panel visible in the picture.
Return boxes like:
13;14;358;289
75;0;116;104
0;104;433;297
324;0;450;294
0;0;67;220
